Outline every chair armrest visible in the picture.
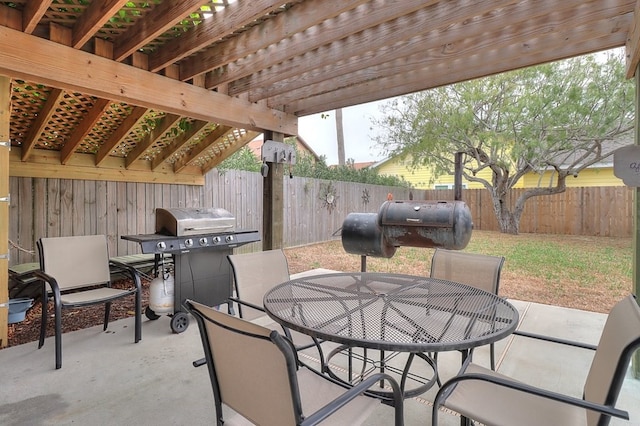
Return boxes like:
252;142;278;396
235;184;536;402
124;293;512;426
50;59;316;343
434;368;629;423
512;330;597;351
27;270;62;301
301;372;404;426
109;259;142;292
227;296;265;314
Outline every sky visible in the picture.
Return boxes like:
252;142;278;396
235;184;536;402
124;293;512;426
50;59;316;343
297;99;392;165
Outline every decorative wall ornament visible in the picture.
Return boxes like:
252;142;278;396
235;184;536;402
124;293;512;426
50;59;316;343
361;188;370;205
319;181;338;213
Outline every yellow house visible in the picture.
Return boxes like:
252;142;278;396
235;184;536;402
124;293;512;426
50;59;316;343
374;150;625;190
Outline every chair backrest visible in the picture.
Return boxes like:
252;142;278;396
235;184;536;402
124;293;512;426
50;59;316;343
430;249;505;294
583;294;640;426
38;235;111;291
227;249;290;321
186;300;302;426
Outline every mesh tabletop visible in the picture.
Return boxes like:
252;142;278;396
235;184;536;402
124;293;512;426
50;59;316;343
263;272;519;352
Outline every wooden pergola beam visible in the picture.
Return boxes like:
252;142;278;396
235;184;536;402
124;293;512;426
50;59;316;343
625;0;640;78
0;26;297;135
0;75;9;348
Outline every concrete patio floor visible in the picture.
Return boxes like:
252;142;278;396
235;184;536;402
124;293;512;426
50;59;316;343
1;289;639;425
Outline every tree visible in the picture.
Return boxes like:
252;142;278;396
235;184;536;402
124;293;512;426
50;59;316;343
372;51;635;234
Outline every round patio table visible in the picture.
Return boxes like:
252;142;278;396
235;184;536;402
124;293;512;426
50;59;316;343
263;272;519;398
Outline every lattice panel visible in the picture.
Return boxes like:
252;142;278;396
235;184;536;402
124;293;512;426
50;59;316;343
108;110;166;157
142;118;197;161
81;103;132;154
181;2;298;64
35;91;96;151
193;127;250;166
165;123;220;164
10;80;48;147
41;0;90;27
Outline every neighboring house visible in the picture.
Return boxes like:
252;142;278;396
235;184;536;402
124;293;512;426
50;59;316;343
248;135;322;163
373;139;630;190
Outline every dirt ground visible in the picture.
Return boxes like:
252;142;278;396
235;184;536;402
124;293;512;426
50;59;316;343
5;235;628;348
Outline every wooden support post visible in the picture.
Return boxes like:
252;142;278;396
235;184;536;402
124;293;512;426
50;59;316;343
0;76;10;347
454;152;463;201
633;67;640;379
262;131;285;250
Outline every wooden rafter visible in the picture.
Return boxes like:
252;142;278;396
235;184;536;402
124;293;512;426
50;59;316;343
125;113;181;168
113;0;208;61
72;0;129;49
206;0;433;89
22;0;51;34
149;0;289;73
239;0;519;100
151;120;208;170
95;106;148;166
180;0;368;81
60;98;111;165
20;88;64;161
173;124;232;173
201;130;260;174
287;15;632;115
265;0;628;106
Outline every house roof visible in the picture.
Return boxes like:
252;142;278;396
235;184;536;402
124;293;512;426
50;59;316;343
247;135;321;162
1;0;638;184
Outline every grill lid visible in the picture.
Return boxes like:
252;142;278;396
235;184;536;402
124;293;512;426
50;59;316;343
156;207;236;236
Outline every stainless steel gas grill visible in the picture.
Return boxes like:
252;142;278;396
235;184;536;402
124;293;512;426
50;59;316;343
122;207;260;333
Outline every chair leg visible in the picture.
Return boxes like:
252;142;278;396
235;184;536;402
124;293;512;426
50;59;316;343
134;289;141;343
54;298;63;369
39;294;48;349
490;343;495;371
103;302;112;331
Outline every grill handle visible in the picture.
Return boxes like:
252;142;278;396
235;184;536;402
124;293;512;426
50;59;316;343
184;225;234;232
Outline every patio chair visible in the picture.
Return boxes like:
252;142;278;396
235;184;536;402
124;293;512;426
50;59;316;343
185;299;405;426
33;235;142;369
430;248;505;370
227;249;323;354
432;294;640;426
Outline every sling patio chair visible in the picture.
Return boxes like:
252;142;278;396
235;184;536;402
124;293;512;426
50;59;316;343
227;249;325;355
430;248;505;370
432;294;640;426
185;299;404;426
32;235;142;369
192;249;326;369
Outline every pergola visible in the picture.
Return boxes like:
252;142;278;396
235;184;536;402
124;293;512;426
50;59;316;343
1;0;640;347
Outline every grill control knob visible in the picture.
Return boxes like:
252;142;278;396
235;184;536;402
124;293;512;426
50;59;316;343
156;241;166;251
199;237;208;246
185;238;194;248
225;235;234;243
212;236;221;244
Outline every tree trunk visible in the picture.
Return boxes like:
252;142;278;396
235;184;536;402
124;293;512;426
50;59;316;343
489;189;520;235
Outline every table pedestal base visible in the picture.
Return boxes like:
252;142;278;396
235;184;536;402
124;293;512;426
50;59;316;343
324;345;438;400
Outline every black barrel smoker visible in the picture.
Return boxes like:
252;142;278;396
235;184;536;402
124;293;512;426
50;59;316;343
341;200;473;267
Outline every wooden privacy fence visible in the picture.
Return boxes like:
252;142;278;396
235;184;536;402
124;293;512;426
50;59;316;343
425;186;634;238
7;171;633;266
7;171;416;266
